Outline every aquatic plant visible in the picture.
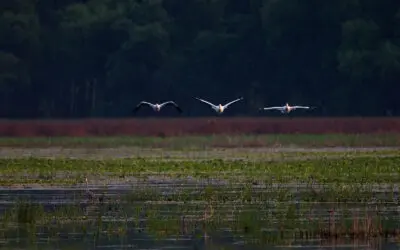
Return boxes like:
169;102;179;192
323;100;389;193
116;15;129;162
0;152;399;247
1;190;399;247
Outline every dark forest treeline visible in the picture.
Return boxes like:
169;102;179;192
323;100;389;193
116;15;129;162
1;0;400;118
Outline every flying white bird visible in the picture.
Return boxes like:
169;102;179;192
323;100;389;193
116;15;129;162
133;101;182;113
260;103;312;114
194;97;244;114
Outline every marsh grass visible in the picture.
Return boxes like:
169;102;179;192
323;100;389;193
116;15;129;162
1;153;400;246
1;188;399;246
0;155;399;186
0;133;399;149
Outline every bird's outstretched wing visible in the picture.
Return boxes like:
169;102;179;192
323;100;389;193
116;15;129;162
133;101;154;113
261;106;284;110
194;97;218;109
223;97;244;108
291;106;310;110
160;101;183;113
261;106;285;111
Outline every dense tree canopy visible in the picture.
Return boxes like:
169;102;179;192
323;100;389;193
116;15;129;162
1;0;399;118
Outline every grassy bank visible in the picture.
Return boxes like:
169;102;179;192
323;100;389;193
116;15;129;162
0;133;399;149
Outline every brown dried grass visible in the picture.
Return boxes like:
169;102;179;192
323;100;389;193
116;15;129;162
0;117;399;137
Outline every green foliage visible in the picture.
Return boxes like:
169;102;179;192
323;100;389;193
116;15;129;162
1;0;400;117
0;154;399;186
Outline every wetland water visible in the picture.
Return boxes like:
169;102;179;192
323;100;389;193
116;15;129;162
2;181;400;249
0;147;400;249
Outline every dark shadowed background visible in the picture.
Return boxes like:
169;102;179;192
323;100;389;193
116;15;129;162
0;0;399;118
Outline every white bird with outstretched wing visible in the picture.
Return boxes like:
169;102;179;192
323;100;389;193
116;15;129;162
133;101;182;113
194;97;244;114
260;103;312;114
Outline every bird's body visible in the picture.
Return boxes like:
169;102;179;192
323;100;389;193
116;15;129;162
194;97;244;114
133;101;182;113
261;103;311;114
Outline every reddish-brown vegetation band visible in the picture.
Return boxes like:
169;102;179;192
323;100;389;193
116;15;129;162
0;117;399;137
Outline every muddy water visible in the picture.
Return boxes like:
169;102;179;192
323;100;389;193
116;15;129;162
1;180;400;250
